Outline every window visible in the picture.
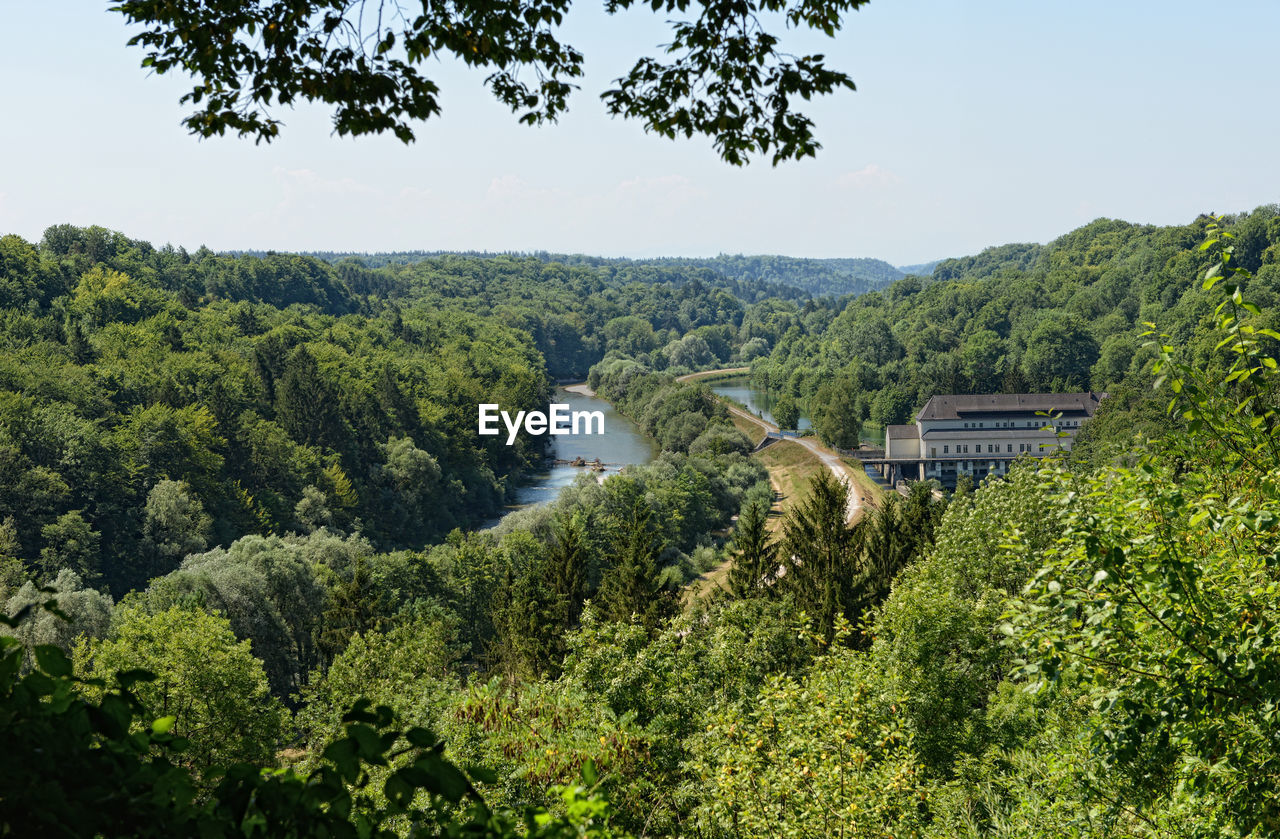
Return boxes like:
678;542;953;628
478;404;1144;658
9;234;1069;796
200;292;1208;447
1007;443;1013;453
931;447;936;458
943;445;949;454
987;444;994;453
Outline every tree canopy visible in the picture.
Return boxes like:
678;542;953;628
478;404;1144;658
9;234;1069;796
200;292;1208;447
110;0;870;165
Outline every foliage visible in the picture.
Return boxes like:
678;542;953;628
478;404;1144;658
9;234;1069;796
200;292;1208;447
727;500;774;597
113;0;870;165
773;393;800;430
751;207;1280;459
778;471;944;642
75;605;287;773
809;377;863;449
1007;224;1280;833
1;610;628;837
691;624;929;838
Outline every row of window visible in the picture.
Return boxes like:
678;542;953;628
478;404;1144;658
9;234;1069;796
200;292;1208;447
934;442;1045;456
961;419;1080;429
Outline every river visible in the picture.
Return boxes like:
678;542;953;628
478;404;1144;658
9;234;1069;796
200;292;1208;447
488;386;658;525
708;375;886;447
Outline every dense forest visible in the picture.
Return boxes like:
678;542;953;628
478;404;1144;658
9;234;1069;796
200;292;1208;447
5;208;1280;837
278;250;904;303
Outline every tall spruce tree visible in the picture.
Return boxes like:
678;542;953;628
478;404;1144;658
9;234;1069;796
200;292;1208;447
727;500;774;598
780;470;859;639
597;498;676;631
545;510;590;629
274;345;349;454
490;560;569;680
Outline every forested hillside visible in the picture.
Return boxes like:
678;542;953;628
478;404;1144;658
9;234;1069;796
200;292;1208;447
6;210;1280;837
291;250;903;302
752;207;1280;455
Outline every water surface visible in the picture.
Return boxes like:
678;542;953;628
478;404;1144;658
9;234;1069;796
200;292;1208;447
709;375;886;447
489;387;657;524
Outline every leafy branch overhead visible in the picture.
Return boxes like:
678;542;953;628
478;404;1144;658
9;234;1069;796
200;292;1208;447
110;0;868;165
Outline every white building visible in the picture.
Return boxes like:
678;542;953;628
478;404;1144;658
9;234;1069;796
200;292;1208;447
875;392;1105;488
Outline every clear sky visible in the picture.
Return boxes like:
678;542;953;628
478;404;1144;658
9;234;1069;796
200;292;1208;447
1;1;1277;265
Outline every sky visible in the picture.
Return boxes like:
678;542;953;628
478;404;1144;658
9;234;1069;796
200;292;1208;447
1;1;1277;266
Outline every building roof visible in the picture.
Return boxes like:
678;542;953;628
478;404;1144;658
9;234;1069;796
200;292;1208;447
916;392;1105;422
885;424;918;440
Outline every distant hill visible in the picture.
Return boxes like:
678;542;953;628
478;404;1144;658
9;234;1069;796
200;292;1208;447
248;250;906;301
668;255;904;299
897;259;943;276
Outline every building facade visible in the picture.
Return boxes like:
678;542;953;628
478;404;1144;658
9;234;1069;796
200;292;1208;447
874;392;1104;489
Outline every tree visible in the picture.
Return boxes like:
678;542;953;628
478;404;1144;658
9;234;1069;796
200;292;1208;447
3;570;113;658
274;345;348;453
38;511;100;584
597;497;676;631
773;393;800;431
1020;313;1100;391
546;511;590;628
76;606;287;774
726;500;773;597
868;385;912;427
141;479;212;575
1007;224;1280;831
3;614;626;837
111;0;870;165
778;470;857;639
809;378;862;450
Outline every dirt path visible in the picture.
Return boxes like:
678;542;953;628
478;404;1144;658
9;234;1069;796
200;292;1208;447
723;403;863;524
676;367;880;601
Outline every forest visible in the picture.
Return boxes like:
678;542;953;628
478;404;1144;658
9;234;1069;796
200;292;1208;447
4;206;1280;837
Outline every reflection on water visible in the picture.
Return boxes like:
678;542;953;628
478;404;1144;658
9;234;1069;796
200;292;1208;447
708;376;885;447
709;377;813;432
488;387;658;525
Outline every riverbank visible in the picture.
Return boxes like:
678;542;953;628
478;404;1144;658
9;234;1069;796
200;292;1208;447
562;381;596;397
683;367;885;601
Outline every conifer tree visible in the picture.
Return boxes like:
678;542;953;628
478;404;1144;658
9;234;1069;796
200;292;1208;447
727;500;774;598
319;554;379;660
597;498;676;631
274;345;348;454
545;510;590;628
780;470;858;639
490;559;569;680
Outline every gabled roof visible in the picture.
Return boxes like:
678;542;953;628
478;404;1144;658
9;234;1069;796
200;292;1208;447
917;392;1105;422
886;424;918;440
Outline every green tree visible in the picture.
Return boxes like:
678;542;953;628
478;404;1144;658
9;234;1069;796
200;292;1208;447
3;570;113;658
778;470;857;639
546;510;590;628
597;498;676;631
113;0;871;165
76;606;287;773
38;511;100;584
869;385;913;427
692;632;927;838
274;345;348;453
1008;223;1280;831
141;479;211;575
1020;313;1100;391
809;378;862;449
2;614;628;837
773;393;800;430
726;500;774;597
